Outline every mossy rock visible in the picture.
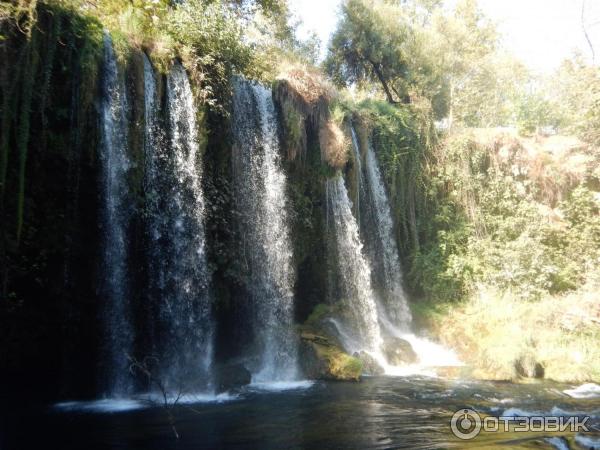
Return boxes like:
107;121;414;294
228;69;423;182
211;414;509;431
299;331;362;381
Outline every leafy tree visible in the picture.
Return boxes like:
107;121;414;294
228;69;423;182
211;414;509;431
549;55;600;144
325;0;413;104
429;0;498;126
325;0;516;126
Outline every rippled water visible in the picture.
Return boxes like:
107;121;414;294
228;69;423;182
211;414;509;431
3;377;600;449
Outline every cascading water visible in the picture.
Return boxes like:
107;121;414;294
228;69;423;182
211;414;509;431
231;78;298;382
326;175;383;357
346;128;460;374
143;61;213;391
142;54;161;357
99;34;134;396
364;141;412;331
350;127;364;224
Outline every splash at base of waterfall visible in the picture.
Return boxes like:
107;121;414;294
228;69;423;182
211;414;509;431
327;313;462;377
248;380;315;392
54;392;239;413
380;333;463;377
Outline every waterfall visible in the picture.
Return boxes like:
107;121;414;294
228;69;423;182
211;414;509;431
364;142;412;330
326;175;383;356
142;54;161;357
141;61;214;391
350;127;364;224
99;34;134;396
231;78;298;382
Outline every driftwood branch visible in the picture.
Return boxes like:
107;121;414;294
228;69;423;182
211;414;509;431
127;354;183;439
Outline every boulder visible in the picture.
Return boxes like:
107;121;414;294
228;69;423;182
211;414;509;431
353;351;385;376
299;331;362;381
382;336;418;366
214;362;252;393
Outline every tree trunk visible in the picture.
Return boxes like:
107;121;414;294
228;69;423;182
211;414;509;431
369;60;398;104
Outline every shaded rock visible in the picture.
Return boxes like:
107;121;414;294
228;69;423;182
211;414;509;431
214;363;251;393
299;331;362;381
353;351;385;376
382;336;418;366
514;354;545;379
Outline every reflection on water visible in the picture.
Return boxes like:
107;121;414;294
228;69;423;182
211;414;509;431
3;377;600;449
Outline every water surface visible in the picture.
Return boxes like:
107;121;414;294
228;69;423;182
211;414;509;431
3;376;600;449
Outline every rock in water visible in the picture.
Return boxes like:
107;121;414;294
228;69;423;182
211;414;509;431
382;336;418;366
214;363;252;393
299;332;362;381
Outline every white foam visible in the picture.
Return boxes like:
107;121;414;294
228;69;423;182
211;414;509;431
575;434;600;449
372;329;462;377
500;406;596;419
564;383;600;399
54;398;147;413
140;391;239;405
401;333;463;368
382;362;438;378
248;380;315;392
54;391;239;413
546;437;570;450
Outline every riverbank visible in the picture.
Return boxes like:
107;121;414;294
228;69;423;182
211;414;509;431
413;280;600;383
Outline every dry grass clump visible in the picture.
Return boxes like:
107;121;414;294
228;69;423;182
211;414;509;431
274;64;342;165
274;64;335;130
319;120;348;169
277;64;334;106
462;128;599;207
433;283;600;382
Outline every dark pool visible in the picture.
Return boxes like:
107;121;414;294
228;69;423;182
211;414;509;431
2;376;599;449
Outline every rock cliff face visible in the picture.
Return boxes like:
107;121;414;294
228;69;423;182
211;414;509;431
0;9;346;398
1;6;425;399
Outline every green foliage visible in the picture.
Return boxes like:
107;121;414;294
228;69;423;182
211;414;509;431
165;0;256;107
325;0;413;104
412;132;600;302
1;1;103;246
305;303;331;325
548;55;600;144
11;0;298;111
432;285;600;382
353;97;435;256
325;0;533;128
516;91;558;135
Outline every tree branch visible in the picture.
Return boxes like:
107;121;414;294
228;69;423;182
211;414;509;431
582;0;596;63
367;59;399;104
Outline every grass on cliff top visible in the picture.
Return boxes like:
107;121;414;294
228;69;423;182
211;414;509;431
416;281;600;383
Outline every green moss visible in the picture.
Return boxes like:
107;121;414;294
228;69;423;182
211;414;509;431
323;349;362;381
305;303;331;325
301;331;363;381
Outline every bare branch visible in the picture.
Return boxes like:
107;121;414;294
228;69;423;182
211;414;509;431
582;0;596;63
